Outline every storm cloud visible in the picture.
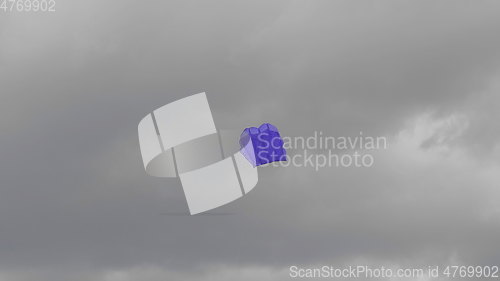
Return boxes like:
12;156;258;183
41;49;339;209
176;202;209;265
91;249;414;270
1;0;500;280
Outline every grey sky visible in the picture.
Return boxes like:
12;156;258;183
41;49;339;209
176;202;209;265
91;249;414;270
1;1;500;280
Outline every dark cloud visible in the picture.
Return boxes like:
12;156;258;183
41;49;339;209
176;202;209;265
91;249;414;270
1;0;500;280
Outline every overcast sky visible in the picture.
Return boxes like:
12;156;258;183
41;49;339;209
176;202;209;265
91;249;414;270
1;1;500;280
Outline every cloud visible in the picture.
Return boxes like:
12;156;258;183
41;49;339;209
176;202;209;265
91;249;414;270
1;0;500;280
